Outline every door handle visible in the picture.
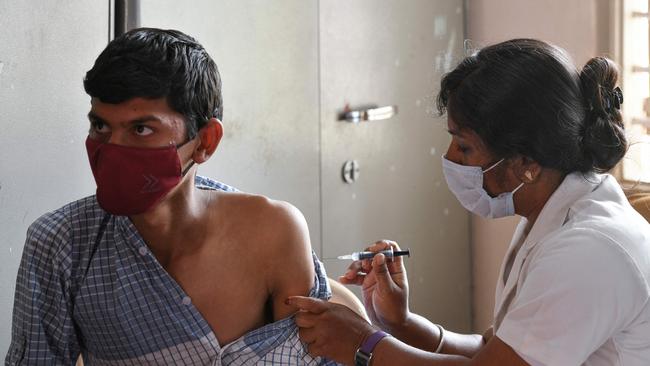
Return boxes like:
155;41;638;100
339;105;398;123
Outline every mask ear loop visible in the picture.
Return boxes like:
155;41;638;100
174;138;194;149
484;158;526;195
482;158;505;173
174;137;197;177
511;170;531;196
181;161;196;177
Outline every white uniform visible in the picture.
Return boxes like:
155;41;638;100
495;173;650;366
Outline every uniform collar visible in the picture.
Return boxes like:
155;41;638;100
495;172;603;318
523;172;602;248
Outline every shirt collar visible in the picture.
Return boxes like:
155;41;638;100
520;171;602;249
495;172;604;320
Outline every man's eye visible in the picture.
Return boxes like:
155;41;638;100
134;125;154;136
92;122;110;133
458;145;470;154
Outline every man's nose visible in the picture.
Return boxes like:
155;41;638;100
107;131;126;145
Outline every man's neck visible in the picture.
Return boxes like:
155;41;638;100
129;175;211;261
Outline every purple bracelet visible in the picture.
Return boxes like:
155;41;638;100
360;330;389;354
355;330;390;365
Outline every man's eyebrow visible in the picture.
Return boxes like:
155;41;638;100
127;115;163;125
87;112;105;123
86;112;162;125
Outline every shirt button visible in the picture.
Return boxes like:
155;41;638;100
138;247;148;256
182;296;192;306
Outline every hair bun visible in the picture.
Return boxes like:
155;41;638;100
578;57;627;173
607;86;624;111
580;57;624;115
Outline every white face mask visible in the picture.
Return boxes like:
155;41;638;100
441;155;524;219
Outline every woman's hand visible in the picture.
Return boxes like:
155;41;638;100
287;296;377;365
339;240;410;333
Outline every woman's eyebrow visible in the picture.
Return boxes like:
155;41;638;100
447;128;464;137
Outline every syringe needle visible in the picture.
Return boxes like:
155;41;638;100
337;254;356;260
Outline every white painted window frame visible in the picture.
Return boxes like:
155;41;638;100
617;0;650;189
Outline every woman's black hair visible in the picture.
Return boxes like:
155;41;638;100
84;28;222;139
437;38;626;174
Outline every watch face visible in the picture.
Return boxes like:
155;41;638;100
355;349;372;366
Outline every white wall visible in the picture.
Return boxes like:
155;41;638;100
465;0;613;332
0;1;108;350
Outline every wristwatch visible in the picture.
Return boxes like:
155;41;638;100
354;330;389;366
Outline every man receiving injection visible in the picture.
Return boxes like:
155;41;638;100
6;28;340;365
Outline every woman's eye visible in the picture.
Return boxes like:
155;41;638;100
458;145;470;154
134;125;154;136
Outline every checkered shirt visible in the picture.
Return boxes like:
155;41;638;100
6;176;339;366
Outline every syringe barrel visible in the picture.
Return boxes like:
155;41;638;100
356;247;394;260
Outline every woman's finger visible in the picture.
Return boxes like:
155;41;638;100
286;296;329;314
338;273;366;286
307;342;324;358
343;261;364;280
375;240;407;275
367;239;398;253
298;326;318;345
294;311;318;328
371;253;398;292
356;240;407;279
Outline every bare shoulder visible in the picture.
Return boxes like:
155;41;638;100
255;196;313;264
213;191;308;241
214;192;315;317
209;190;313;271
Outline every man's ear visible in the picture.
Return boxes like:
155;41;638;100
193;118;223;164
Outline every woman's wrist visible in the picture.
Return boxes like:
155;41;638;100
381;310;414;337
380;312;448;353
365;335;404;366
357;327;380;349
433;324;446;353
354;330;391;365
349;321;382;365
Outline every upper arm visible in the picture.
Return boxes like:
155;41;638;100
264;201;316;321
7;215;80;364
469;336;531;366
328;278;368;320
495;229;646;365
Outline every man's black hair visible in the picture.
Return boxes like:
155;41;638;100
84;27;222;139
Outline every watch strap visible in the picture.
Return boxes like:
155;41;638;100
355;330;389;366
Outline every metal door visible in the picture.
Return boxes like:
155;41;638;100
319;1;472;330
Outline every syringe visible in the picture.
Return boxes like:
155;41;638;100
337;247;411;261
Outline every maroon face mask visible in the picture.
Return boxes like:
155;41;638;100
85;136;193;216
